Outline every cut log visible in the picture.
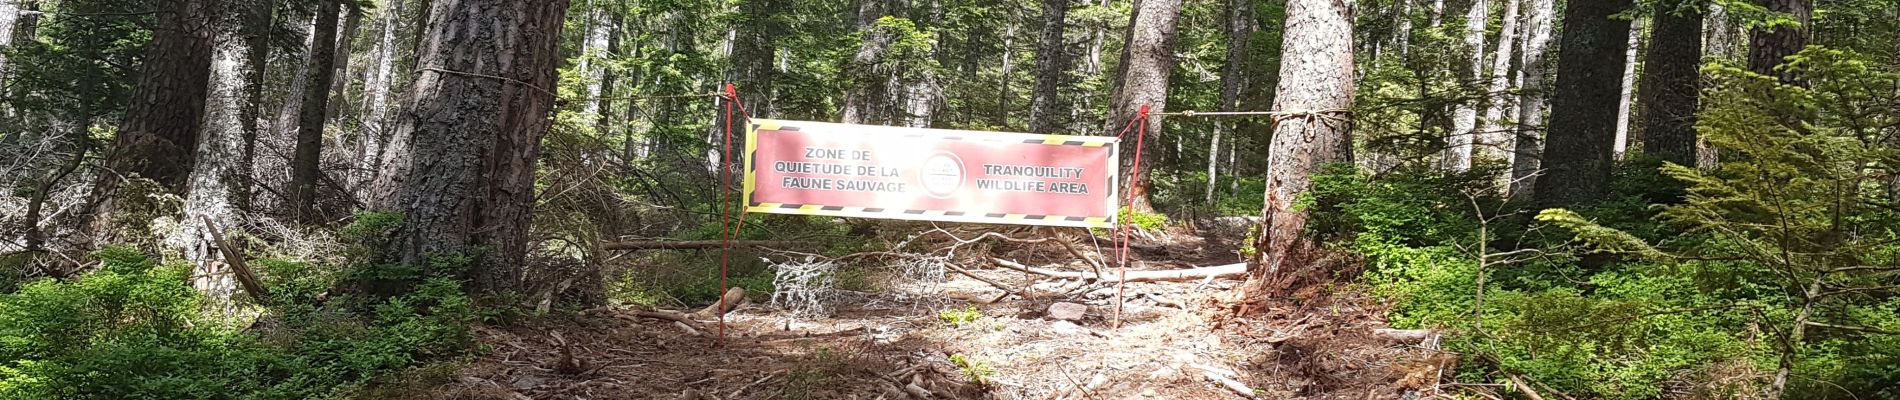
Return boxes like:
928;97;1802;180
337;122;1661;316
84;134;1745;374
694;287;747;318
1372;328;1436;343
601;240;805;251
990;257;1246;282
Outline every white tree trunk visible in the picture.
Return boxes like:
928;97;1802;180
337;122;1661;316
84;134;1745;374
356;0;403;188
1477;0;1521;167
1508;0;1554;197
580;5;611;119
0;1;19;75
170;37;249;308
1444;0;1487;171
1612;18;1643;160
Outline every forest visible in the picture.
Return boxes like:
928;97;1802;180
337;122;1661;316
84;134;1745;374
0;0;1896;398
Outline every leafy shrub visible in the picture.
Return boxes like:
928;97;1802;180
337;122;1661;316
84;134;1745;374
0;246;475;399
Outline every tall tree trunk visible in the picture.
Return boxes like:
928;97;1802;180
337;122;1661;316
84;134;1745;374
1445;0;1487;171
1747;0;1810;84
90;0;219;231
236;0;274;215
356;0;404;189
366;0;440;209
325;4;364;123
732;0;781;118
173;33;255;307
1103;0;1181;213
1612;18;1643;161
1638;0;1703;167
381;0;570;296
842;0;892;125
1509;0;1554;198
580;3;611;119
1208;0;1253;203
1703;2;1738;59
0;0;30;96
1248;0;1353;295
290;0;344;221
1531;0;1633;206
596;11;620;135
997;22;1015;129
1026;0;1070;134
1476;0;1521;168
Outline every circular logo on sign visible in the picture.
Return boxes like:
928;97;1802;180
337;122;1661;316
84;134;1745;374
919;152;965;199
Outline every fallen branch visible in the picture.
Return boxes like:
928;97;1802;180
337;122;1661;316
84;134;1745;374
602;240;805;251
201;217;269;300
942;262;1026;301
990;258;1247;282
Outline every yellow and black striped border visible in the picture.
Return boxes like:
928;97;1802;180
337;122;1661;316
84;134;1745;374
741;119;1119;228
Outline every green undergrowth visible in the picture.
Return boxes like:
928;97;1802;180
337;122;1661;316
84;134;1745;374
0;213;478;399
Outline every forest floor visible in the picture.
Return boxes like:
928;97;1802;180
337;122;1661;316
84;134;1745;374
432;225;1449;400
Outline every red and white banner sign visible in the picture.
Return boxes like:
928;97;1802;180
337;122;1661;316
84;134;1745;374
743;119;1120;228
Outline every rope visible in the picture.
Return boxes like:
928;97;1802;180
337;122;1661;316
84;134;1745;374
1150;108;1351;119
415;67;555;98
1112;105;1150;328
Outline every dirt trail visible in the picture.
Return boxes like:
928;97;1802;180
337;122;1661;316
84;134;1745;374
437;229;1445;399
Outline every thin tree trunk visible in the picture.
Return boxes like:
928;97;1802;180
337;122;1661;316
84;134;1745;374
997;22;1015;129
290;0;343;221
24;108;90;251
1103;0;1181;213
1209;0;1252;203
1638;0;1703;167
1509;0;1554;198
356;0;403;189
1747;0;1811;84
1445;0;1487;171
1532;0;1634;206
1612;18;1643;161
1477;0;1521;168
381;0;570;296
1248;0;1354;295
325;4;364;123
580;4;610;119
1026;0;1070;134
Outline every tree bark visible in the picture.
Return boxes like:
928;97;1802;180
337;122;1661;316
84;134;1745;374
1103;0;1182;213
1509;0;1554;198
1444;0;1487;172
1747;0;1810;84
842;0;893;125
1638;0;1703;167
1208;0;1253;203
1249;0;1354;295
290;0;344;221
1612;18;1643;161
1026;0;1070;134
236;0;274;214
1477;0;1522;167
88;0;219;236
173;33;255;306
381;0;570;296
356;0;405;189
1531;0;1633;206
325;4;364;123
